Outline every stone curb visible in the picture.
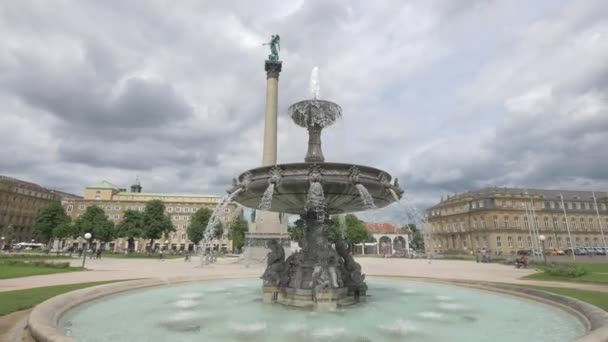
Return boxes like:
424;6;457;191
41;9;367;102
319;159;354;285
27;275;607;342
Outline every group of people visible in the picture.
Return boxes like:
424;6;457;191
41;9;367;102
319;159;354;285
475;249;491;263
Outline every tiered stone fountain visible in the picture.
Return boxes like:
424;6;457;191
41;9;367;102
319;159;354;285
229;68;403;309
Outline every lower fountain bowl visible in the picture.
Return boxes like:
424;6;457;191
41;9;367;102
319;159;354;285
232;162;402;214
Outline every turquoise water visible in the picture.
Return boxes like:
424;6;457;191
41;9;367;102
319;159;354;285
61;279;586;342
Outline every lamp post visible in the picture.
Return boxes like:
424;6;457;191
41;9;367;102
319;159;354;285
539;234;547;264
0;236;4;252
82;233;92;268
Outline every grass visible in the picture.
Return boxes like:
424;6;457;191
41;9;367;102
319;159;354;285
0;253;72;260
0;281;119;316
524;262;608;285
521;285;608;311
0;261;82;280
102;253;184;259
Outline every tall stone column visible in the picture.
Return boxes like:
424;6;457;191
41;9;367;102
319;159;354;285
244;60;289;259
262;61;282;166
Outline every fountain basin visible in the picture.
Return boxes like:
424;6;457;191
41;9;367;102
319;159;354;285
36;277;602;342
232;162;401;214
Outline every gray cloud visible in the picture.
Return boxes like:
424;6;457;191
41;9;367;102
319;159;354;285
1;0;607;225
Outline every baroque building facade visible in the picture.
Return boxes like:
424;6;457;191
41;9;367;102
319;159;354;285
425;187;608;255
0;175;71;243
61;178;241;252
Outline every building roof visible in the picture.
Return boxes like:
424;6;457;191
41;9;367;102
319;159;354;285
366;222;400;234
116;192;220;198
87;180;120;190
429;186;608;210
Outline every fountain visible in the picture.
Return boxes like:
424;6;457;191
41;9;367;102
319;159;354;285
228;67;404;308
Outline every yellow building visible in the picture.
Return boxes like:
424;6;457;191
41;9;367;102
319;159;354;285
0;175;67;243
425;187;608;255
61;178;241;252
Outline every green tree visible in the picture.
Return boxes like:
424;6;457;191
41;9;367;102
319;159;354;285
406;224;425;250
116;210;144;252
73;206;115;244
187;207;213;244
1;225;15;249
32;202;70;244
53;222;76;244
228;216;248;253
142;200;174;250
343;214;369;245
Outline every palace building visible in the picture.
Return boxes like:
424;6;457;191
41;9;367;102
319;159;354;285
425;187;608;255
0;175;78;243
61;178;241;252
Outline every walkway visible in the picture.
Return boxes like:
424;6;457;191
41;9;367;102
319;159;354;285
1;257;606;293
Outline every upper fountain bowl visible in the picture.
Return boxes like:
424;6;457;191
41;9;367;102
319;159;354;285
288;99;342;128
230;162;403;215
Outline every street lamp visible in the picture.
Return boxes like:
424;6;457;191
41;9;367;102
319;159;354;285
82;233;92;268
539;234;547;264
0;236;4;252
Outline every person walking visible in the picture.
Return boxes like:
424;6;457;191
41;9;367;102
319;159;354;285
96;248;102;259
159;249;164;261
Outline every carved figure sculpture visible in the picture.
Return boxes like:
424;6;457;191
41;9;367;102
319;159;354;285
261;239;285;286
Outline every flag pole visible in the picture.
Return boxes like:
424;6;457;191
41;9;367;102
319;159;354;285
592;191;607;260
560;194;575;261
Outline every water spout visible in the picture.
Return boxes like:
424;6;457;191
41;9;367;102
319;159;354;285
355;183;376;209
199;188;243;266
259;183;275;210
389;188;400;202
309;66;320;99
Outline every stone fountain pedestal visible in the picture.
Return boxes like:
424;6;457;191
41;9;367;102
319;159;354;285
263;285;365;309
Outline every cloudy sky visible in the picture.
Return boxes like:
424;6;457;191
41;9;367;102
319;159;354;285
1;1;607;224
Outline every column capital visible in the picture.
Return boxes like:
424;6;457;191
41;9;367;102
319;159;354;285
265;60;282;79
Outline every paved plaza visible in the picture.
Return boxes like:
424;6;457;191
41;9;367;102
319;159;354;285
1;256;606;293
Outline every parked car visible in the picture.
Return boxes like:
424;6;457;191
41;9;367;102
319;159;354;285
543;249;565;256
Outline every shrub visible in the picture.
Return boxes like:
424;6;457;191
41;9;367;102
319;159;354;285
545;264;588;278
0;260;71;269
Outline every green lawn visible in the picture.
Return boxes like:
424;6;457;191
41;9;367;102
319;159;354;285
102;253;183;259
524;262;608;285
0;281;118;316
521;285;608;311
525;272;608;284
0;263;82;280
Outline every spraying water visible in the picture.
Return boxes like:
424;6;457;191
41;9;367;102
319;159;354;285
259;183;275;210
199;188;243;266
309;66;320;99
355;183;376;209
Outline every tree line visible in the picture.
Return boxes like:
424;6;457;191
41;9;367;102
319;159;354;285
26;200;249;253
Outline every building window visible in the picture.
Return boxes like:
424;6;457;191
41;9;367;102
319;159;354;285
602;203;607;210
553;217;559;230
479;200;484;208
544;217;549;230
95;195;101;200
78;205;86;210
66;205;73;213
567;202;573;210
580;218;586;230
589;219;594;230
524;217;529;230
575;237;580;247
493;216;498;229
527;236;532;248
517;236;523;248
182;234;186;241
550;201;555;209
593;237;599;247
168;207;173;212
224;207;230;213
114;206;121;210
584;237;590;247
547;237;553;248
479;218;485;229
472;201;477;209
557;237;563;248
503;216;509;229
507;236;513;248
562;218;567;230
571;218;577;230
584;202;590;210
176;207;182;212
575;202;581;210
472;218;477;229
496;236;502;247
